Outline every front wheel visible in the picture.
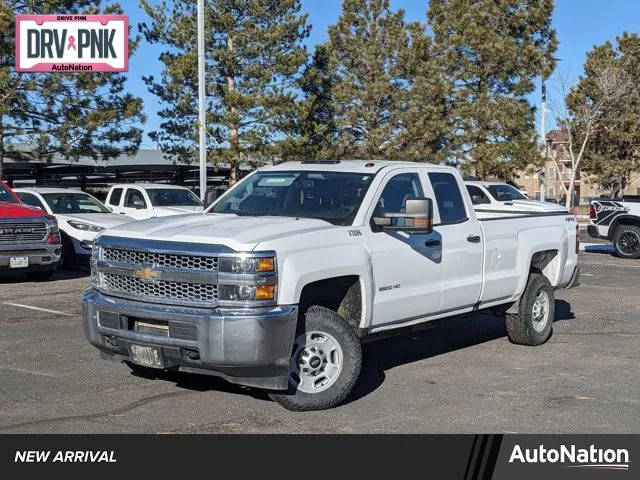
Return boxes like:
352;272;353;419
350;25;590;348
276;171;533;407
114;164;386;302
505;273;554;346
613;225;640;259
59;234;77;270
269;306;362;411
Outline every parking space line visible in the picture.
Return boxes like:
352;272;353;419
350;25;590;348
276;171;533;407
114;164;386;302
580;261;640;269
1;302;73;317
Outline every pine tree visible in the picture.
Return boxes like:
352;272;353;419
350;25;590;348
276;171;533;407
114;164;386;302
0;1;145;181
428;0;558;179
320;0;425;159
578;33;640;196
140;0;310;184
292;43;337;160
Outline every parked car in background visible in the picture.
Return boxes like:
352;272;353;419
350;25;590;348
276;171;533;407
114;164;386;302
465;181;567;213
105;184;205;220
15;188;133;268
0;181;61;280
588;195;640;259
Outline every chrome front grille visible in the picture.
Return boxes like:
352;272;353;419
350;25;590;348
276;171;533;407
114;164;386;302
102;247;218;271
103;272;218;303
0;222;48;243
95;245;221;307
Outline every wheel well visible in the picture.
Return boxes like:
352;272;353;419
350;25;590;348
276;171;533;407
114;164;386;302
298;276;362;331
529;249;560;285
612;216;640;238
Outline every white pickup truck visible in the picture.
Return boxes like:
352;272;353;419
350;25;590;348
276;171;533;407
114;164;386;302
83;161;580;411
465;181;567;213
105;184;205;220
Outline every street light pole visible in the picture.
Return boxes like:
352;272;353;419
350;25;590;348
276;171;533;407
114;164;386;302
197;0;207;201
539;77;547;202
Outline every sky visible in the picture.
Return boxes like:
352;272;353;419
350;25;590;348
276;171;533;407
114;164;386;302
126;0;640;149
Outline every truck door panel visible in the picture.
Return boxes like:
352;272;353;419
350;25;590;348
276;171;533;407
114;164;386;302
365;170;443;326
428;172;483;311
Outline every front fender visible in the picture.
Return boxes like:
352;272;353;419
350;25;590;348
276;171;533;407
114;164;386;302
277;244;374;328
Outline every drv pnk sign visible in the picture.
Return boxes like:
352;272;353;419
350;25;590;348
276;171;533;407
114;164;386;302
15;15;128;72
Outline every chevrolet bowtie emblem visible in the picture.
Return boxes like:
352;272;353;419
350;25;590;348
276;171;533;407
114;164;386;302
134;267;160;282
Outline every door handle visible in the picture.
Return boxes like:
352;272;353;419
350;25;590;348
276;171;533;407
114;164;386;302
119;212;127;215
425;239;441;247
467;235;481;243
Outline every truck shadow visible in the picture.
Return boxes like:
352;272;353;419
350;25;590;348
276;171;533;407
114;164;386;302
345;299;575;405
0;269;89;283
141;300;574;407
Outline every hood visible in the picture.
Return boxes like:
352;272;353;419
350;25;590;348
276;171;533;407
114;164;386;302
152;205;205;217
101;214;336;251
57;212;134;228
0;201;47;219
503;199;568;213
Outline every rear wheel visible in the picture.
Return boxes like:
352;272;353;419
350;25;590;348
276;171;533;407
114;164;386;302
505;273;554;346
269;306;362;411
613;225;640;259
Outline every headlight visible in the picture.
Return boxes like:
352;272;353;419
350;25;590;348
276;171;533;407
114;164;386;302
218;253;277;304
218;255;275;273
68;220;105;233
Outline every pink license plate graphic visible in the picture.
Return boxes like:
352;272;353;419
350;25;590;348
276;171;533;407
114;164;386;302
15;14;128;73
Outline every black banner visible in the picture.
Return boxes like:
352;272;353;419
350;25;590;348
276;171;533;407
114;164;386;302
0;434;636;478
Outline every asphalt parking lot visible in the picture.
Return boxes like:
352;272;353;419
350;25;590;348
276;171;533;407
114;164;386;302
1;237;638;433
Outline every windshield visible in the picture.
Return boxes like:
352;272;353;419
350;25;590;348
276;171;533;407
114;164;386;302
0;184;18;204
486;184;527;202
147;188;203;207
43;193;111;214
210;171;375;226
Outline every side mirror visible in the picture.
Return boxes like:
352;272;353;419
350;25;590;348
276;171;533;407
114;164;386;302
373;197;433;234
133;199;145;210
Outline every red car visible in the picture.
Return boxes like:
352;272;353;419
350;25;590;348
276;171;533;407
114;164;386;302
0;180;61;280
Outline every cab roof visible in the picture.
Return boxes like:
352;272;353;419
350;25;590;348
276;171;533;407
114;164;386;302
14;187;87;194
109;183;191;190
261;160;446;175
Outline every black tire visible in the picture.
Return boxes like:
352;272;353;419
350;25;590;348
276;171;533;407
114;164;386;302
269;306;362;411
59;234;76;270
26;268;56;281
613;225;640;259
505;273;554;346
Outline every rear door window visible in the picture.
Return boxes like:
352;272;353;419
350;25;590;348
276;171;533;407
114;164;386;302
109;188;123;207
428;172;467;224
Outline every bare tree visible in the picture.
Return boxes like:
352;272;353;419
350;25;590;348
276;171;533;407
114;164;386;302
549;62;632;209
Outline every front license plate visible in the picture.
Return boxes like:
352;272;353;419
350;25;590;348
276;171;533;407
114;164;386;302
129;344;164;369
10;257;29;269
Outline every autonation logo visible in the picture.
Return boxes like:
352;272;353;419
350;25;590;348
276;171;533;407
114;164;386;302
509;444;630;471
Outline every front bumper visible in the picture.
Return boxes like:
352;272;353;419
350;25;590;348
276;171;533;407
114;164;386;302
82;289;298;390
0;242;61;270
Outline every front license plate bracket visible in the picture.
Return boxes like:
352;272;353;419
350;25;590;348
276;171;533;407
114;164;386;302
129;344;164;369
